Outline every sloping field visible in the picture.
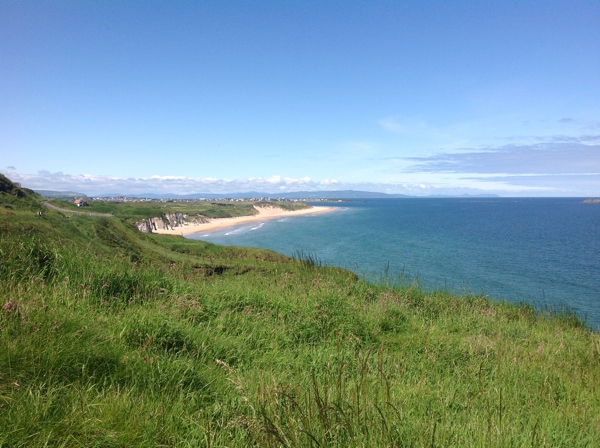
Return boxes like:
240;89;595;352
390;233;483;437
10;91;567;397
1;174;599;447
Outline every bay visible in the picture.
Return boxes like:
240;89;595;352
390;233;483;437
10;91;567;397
188;198;600;331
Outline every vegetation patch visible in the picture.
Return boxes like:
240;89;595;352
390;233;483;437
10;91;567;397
1;175;599;446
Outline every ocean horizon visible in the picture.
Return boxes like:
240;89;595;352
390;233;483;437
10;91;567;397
188;198;600;331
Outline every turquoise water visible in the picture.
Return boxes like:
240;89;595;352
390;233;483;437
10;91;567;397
189;198;600;330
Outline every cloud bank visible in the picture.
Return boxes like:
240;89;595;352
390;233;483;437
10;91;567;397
408;139;600;175
2;170;495;197
4;133;599;197
400;135;600;195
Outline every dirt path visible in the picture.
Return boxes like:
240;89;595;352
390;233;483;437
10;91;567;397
42;200;113;217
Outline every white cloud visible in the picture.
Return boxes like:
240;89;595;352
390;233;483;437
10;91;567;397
406;139;600;175
384;134;600;195
1;169;501;197
0;170;335;196
4;130;598;197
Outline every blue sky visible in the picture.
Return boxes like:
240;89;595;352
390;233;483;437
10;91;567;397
1;0;599;196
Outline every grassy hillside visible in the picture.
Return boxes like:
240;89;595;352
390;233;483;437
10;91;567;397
0;175;44;212
1;174;599;447
45;198;310;223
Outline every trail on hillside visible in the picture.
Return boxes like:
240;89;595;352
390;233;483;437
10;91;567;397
42;200;113;217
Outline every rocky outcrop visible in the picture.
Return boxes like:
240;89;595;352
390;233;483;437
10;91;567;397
135;213;209;233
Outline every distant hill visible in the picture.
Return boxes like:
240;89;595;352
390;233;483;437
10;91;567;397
426;194;501;198
97;190;411;200
103;190;499;200
34;189;89;199
274;190;413;199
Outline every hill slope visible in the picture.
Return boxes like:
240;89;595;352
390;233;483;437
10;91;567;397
0;174;44;211
1;175;599;447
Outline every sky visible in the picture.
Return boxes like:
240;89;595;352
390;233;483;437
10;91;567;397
1;0;599;197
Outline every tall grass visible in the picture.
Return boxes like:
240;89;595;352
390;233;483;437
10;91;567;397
292;249;322;268
1;202;600;446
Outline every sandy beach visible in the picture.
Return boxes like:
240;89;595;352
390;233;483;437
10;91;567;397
153;205;335;236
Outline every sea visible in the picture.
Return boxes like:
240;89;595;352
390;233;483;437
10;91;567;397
188;198;600;331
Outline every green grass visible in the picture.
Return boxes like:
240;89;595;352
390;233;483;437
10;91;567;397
1;174;600;447
47;198;310;222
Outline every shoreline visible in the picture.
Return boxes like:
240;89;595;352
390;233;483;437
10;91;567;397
152;205;336;236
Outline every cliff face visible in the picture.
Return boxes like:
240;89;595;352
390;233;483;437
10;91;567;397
135;213;208;233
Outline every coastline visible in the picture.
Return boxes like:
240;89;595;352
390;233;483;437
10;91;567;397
152;205;336;236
